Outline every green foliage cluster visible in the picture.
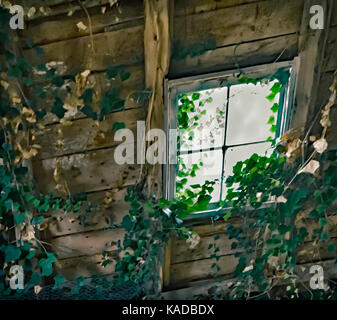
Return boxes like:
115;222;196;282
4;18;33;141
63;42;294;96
117;72;337;300
0;6;132;297
1;4;336;301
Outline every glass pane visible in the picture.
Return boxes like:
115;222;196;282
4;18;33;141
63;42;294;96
178;87;227;152
226;80;280;146
178;150;223;203
221;142;273;200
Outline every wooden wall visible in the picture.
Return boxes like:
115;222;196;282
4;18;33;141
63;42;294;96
163;0;337;295
16;0;337;295
20;0;145;280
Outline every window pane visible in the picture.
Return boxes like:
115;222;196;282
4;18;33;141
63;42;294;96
221;142;273;200
178;150;223;203
226;80;280;145
178;87;227;152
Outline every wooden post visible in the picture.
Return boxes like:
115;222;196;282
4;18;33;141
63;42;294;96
143;0;174;293
291;0;333;131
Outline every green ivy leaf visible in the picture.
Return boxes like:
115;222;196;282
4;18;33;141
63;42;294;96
14;213;26;225
192;93;200;101
29;272;42;285
112;122;125;131
271;103;279;113
31;216;44;225
51;97;66;119
38;253;57;276
106;66;119;79
23;77;33;87
121;215;133;232
53;274;66;290
268;116;275;125
3;245;22;262
120;69;131;82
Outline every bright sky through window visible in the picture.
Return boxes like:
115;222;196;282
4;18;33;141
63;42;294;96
177;80;280;203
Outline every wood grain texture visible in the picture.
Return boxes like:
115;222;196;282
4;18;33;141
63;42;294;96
23;0;130;21
162;259;337;298
324;26;337;72
175;0;261;17
36;64;145;126
21;0;143;45
33;146;140;194
170;33;298;77
170;254;238;285
42;188;129;238
291;0;333;129
36;107;146;159
172;233;236;264
49;228;124;259
55;253;117;280
24;23;144;75
174;0;303;49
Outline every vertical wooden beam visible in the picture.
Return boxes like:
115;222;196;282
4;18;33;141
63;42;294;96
291;0;333;131
143;0;174;293
142;0;173;197
162;238;172;289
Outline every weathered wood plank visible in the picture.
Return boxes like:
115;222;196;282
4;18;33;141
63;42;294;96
42;188;129;238
291;0;332;131
33;146;140;194
23;0;122;21
324;26;337;72
174;0;303;50
171;233;235;264
170;33;298;77
169;237;337;286
37;64;145;126
21;0;143;45
55;253;116;280
24;23;144;75
311;71;337;150
175;0;261;17
36;106;146;159
172;215;337;264
49;228;124;259
170;254;238;285
297;237;337;263
163;259;337;298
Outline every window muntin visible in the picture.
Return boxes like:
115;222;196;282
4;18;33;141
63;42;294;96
165;61;297;216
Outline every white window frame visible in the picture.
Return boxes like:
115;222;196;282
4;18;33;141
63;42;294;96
164;59;299;220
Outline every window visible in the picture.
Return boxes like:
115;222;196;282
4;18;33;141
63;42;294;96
164;60;298;218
